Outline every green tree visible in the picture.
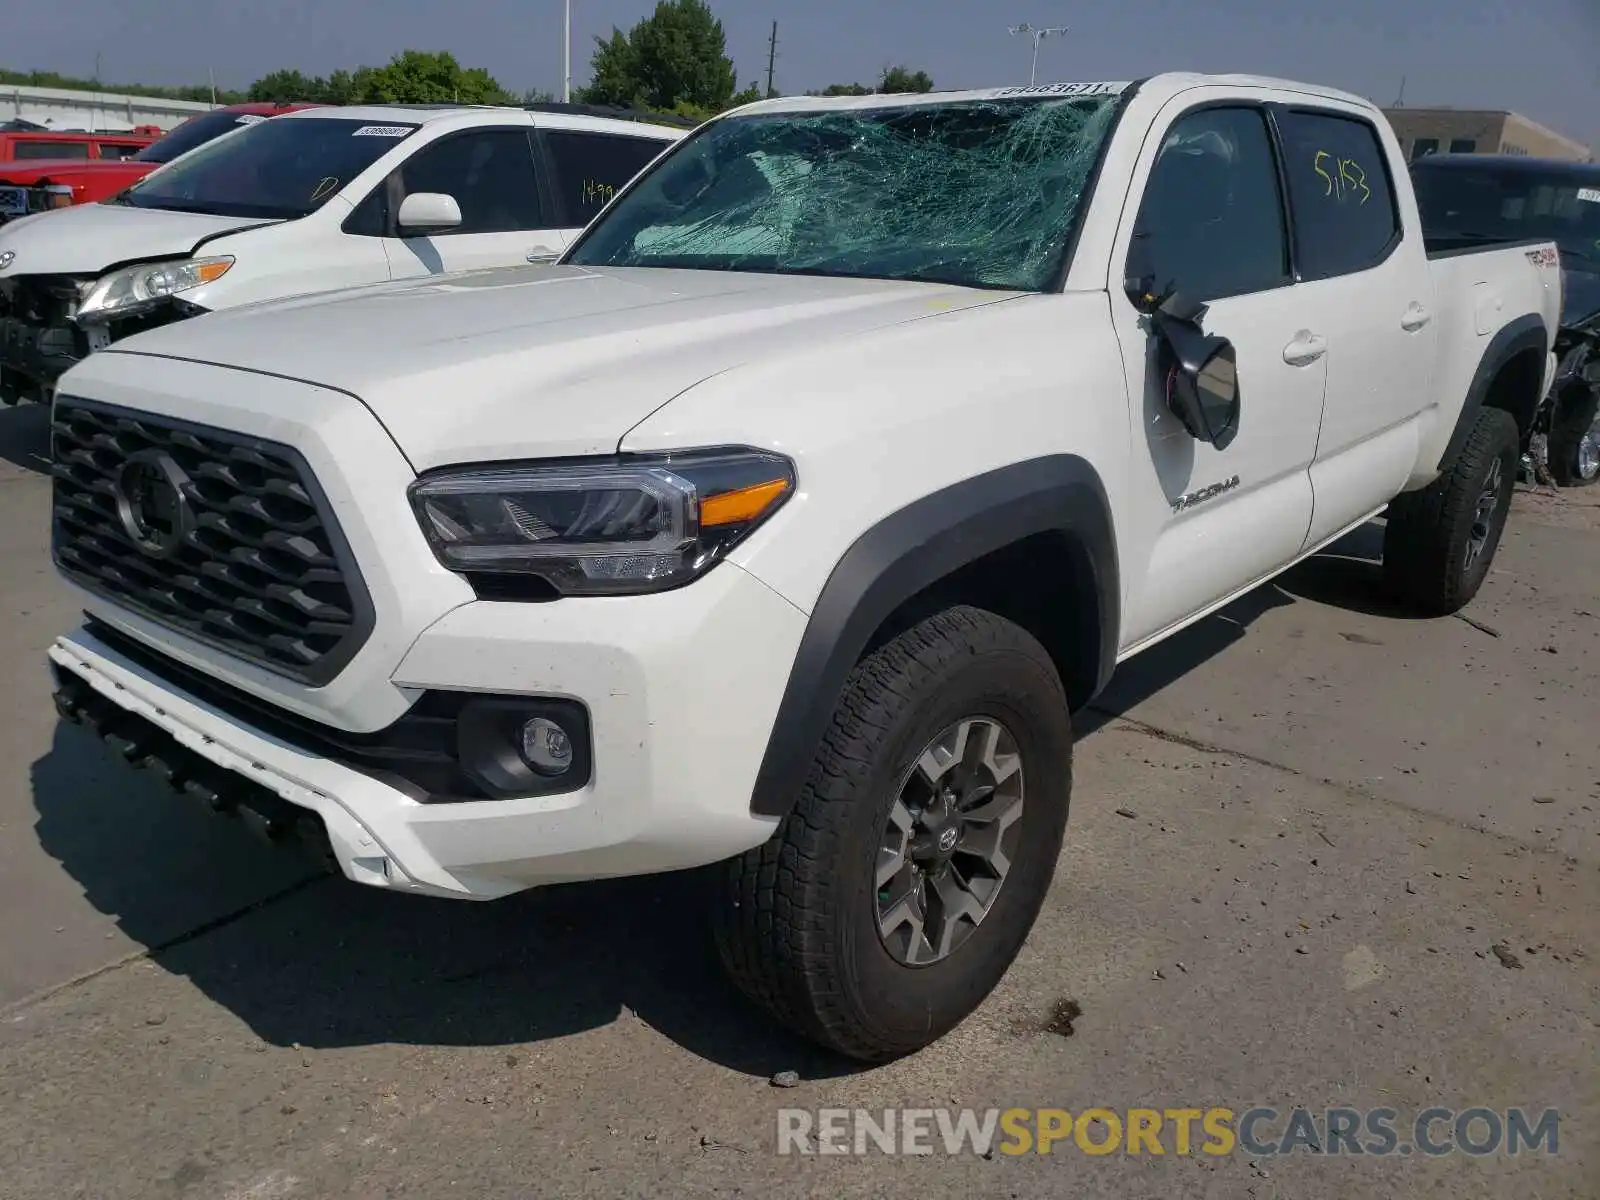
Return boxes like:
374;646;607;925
321;69;360;105
248;69;320;103
808;67;932;98
878;65;934;93
578;0;739;113
350;50;511;105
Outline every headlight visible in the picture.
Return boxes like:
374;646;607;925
409;448;796;596
76;256;233;323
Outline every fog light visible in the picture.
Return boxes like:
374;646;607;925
519;717;573;776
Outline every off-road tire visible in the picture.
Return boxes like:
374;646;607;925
712;605;1073;1062
1548;386;1600;487
1383;406;1519;615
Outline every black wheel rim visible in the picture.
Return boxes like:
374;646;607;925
1465;455;1505;578
875;717;1025;967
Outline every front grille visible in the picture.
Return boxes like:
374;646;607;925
51;397;373;684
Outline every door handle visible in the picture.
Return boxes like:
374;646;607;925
526;250;560;264
1401;303;1432;332
1282;331;1327;367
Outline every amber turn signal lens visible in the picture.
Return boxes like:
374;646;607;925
700;478;791;527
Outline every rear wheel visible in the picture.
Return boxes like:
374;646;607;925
712;605;1073;1062
1383;406;1519;615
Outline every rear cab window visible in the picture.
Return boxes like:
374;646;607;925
1275;109;1402;279
542;131;676;226
13;140;92;161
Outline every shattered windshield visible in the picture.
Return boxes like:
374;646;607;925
566;92;1125;291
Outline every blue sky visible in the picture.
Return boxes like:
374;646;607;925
9;0;1599;150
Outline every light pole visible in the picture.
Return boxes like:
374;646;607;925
1008;23;1068;87
562;0;572;102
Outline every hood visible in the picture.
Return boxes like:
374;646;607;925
0;200;277;276
0;159;153;185
105;264;1022;469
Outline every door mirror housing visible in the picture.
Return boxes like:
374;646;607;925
396;192;463;236
1146;292;1241;448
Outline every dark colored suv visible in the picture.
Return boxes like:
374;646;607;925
1413;154;1600;485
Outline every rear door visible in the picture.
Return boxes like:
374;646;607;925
346;123;566;278
1274;105;1439;546
536;127;676;251
1109;96;1330;651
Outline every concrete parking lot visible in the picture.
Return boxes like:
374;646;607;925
0;401;1594;1199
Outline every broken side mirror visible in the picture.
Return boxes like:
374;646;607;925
1146;293;1241;448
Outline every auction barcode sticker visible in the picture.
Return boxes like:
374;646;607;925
352;125;413;138
1577;187;1600;204
235;114;266;125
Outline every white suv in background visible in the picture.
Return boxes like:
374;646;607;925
0;103;686;405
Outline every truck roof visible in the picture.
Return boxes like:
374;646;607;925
727;72;1379;117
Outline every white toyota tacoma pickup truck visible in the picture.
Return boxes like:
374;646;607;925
45;74;1561;1061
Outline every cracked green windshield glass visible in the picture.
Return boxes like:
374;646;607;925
567;93;1124;292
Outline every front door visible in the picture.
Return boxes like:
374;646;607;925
379;126;569;279
1110;100;1330;651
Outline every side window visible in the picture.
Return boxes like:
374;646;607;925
16;141;91;160
543;132;671;226
100;143;144;160
1277;110;1401;280
1129;106;1289;303
394;129;546;234
344;183;390;237
1411;138;1439;160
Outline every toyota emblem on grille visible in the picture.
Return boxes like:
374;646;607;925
0;249;15;271
114;450;194;558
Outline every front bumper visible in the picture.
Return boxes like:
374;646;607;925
0;315;79;402
49;556;805;899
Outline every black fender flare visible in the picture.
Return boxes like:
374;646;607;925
748;454;1119;819
1436;313;1549;471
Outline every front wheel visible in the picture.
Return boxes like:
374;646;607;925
712;605;1073;1062
1383;406;1519;615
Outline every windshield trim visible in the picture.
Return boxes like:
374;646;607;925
561;85;1142;294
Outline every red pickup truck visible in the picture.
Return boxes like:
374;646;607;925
0;102;320;225
0;126;158;163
